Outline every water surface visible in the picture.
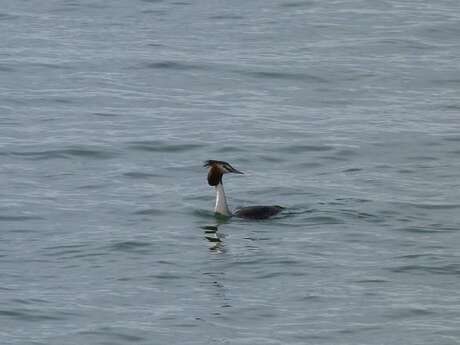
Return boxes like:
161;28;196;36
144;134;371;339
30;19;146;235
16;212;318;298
1;0;460;344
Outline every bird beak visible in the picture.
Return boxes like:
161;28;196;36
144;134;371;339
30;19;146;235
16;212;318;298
229;166;244;174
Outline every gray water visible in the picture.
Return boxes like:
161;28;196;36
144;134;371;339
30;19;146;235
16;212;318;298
1;0;460;344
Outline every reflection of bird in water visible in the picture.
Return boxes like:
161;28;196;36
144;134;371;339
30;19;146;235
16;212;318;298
204;160;283;219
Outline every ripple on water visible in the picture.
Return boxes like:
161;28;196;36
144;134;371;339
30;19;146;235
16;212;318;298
127;140;204;153
1;147;118;160
77;327;145;343
245;70;327;83
0;309;65;322
123;171;163;179
389;263;460;275
279;144;334;153
133;208;164;215
0;215;44;221
143;60;205;71
109;240;153;253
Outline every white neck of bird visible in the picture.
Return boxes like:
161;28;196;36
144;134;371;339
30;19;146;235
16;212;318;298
214;182;232;216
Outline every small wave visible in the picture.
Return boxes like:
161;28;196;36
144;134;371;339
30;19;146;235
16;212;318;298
0;308;63;321
92;112;120;117
246;70;326;83
109;240;153;253
280;1;315;8
384;307;436;319
395;202;460;210
133;208;163;215
2;147;118;160
123;171;162;179
0;13;19;20
304;215;344;225
0;215;43;221
128;140;204;153
342;167;362;172
143;60;205;71
389;263;460;275
0;64;14;72
398;225;456;233
280;144;334;153
208;14;244;20
214;146;247;153
443;135;460;142
353;278;389;284
78;327;145;342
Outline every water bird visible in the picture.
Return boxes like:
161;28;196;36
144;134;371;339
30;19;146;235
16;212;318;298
204;160;283;219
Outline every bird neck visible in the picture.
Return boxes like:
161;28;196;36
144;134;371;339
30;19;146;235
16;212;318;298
214;182;232;217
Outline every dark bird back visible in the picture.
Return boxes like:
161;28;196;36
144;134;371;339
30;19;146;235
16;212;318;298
234;205;284;220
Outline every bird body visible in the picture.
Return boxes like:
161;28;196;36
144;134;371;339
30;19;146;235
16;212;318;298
204;160;283;220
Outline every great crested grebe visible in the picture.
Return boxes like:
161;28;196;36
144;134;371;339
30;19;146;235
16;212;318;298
204;160;283;219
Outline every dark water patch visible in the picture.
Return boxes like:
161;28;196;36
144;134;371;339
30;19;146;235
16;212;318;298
280;1;315;8
128;140;204;153
297;161;322;169
339;209;382;222
208;14;245;20
214;145;247;153
443;136;460;142
0;64;14;72
150;272;183;280
443;104;460;111
384;307;435;319
395;253;436;260
335;149;357;157
143;60;205;71
304;215;344;225
29;62;73;70
44;243;87;251
280;144;333;153
78;328;145;342
432;78;460;86
353;278;389;284
142;9;169;15
0;13;19;20
389;263;460;275
133;208;163;215
92;112;121;117
375;38;437;51
123;171;162;179
77;183;106;190
342;167;362;173
407;155;438;161
398;168;415;174
319;154;349;162
141;0;163;2
401;202;460;210
245;70;326;83
42;244;90;257
172;1;191;5
0;215;43;221
53;97;73;104
109;240;153;253
398;225;456;233
147;42;165;47
2;147;118;160
257;154;285;162
11;298;49;306
0;309;63;322
448;149;460;155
